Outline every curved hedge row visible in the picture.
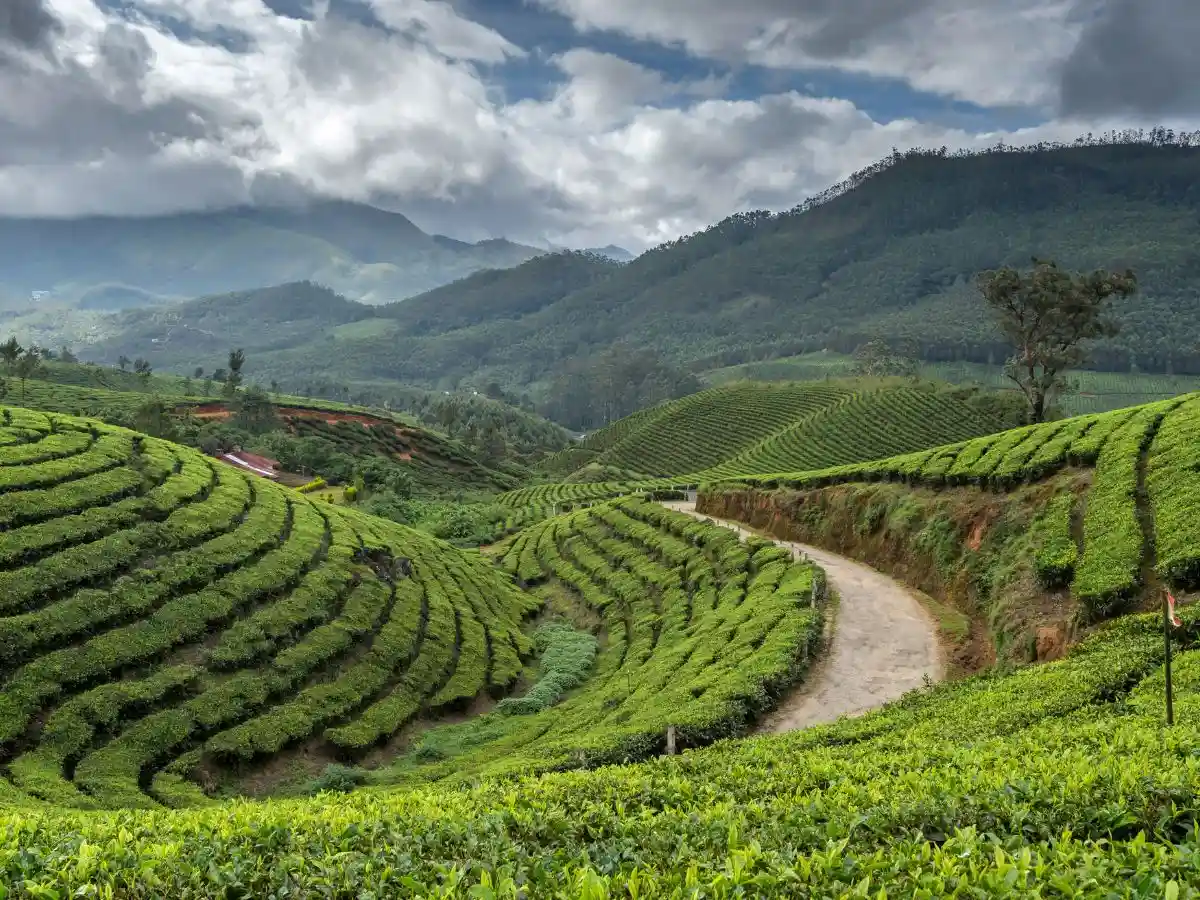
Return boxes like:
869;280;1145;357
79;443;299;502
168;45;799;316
588;382;856;476
701;385;1008;479
0;407;537;809
402;496;825;780
0;599;1189;896
708;395;1200;617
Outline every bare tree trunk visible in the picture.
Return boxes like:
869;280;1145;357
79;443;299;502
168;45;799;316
1032;390;1046;424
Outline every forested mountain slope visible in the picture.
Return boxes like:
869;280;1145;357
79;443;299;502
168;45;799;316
88;252;619;381
87;135;1200;399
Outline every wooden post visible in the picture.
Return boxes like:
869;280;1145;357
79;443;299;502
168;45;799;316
1165;592;1175;727
666;725;677;756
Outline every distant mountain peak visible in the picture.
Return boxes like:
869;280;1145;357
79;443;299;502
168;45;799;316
584;245;635;262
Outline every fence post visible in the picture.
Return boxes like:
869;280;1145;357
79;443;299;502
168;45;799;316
666;725;677;756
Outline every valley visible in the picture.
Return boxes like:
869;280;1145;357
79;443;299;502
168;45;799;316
6;136;1200;897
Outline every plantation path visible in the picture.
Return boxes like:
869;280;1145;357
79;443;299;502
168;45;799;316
661;501;943;733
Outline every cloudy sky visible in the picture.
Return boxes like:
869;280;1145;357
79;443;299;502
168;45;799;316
0;0;1197;250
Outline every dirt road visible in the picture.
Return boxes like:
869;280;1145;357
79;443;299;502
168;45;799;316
663;501;943;733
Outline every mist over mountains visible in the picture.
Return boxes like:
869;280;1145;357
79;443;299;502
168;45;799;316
0;200;546;307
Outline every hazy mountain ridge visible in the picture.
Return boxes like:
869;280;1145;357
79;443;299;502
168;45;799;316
0;200;546;306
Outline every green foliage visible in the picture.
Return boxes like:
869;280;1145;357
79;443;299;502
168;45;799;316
305;763;367;795
1030;493;1079;589
1147;397;1200;587
230;385;277;433
494;622;598;716
979;258;1137;422
852;339;918;377
1;604;1195;895
587;381;853;476
423;497;826;777
1072;400;1179;615
703;382;1011;479
0;407;538;806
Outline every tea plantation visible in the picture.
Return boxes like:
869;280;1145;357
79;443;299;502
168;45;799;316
711;393;1200;615
382;497;824;783
546;381;1012;479
3;606;1198;895
7;389;1200;895
0;406;540;809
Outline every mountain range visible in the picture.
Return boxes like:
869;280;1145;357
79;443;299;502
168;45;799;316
84;136;1200;403
0;200;550;306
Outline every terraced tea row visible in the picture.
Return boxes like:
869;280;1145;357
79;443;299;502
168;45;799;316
585;382;856;476
3;587;1192;895
700;385;1009;478
710;394;1200;617
0;407;536;809
393;496;823;781
506;384;1015;511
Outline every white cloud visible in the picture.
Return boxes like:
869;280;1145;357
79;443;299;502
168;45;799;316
0;0;1197;254
532;0;1087;109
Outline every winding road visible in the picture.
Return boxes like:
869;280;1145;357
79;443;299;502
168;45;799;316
663;501;944;733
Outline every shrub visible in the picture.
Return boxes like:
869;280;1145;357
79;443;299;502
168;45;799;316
305;764;367;795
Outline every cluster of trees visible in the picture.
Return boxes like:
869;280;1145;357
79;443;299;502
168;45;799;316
115;355;154;378
851;340;919;378
540;347;703;431
0;336;48;402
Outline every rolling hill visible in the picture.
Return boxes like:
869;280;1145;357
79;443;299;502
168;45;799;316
509;381;1021;501
4;394;1200;894
1;371;523;496
0;407;539;807
86;136;1200;399
0;199;544;306
86;252;621;382
0;408;828;806
510;393;1200;649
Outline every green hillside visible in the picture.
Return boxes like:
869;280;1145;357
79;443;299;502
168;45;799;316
94;138;1200;404
706;350;1200;416
499;391;1200;651
0;374;521;497
88;253;620;383
706;395;1200;622
701;385;1014;479
581;382;855;476
3;495;1199;893
375;496;823;783
0;407;539;807
0;408;829;807
7;390;1200;891
510;381;1019;501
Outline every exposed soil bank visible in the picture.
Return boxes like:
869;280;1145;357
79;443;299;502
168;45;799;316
698;473;1091;668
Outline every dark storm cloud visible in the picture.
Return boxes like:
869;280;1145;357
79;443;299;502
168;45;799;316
0;0;62;54
1060;0;1200;117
